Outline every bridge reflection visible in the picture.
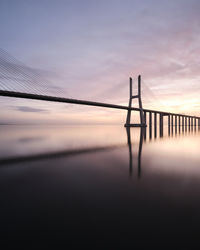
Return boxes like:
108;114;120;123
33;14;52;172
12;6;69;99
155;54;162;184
0;144;125;165
0;126;199;179
126;127;144;179
126;124;200;179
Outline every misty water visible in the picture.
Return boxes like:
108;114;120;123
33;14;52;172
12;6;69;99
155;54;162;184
1;125;200;245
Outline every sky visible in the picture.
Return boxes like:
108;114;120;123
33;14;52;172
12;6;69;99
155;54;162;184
0;0;200;124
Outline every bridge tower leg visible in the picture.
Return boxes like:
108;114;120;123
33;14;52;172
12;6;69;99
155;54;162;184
124;75;147;127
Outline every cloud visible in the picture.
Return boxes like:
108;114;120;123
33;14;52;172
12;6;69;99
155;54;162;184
16;106;49;113
18;136;46;143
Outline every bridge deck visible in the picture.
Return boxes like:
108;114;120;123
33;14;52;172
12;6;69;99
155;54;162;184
0;90;199;119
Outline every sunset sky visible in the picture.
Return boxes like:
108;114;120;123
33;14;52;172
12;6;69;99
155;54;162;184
0;0;200;124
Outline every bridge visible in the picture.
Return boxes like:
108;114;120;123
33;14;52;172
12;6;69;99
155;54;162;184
0;48;200;138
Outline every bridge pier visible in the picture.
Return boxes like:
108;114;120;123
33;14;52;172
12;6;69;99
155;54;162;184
171;115;173;134
144;111;147;140
193;117;195;130
175;115;177;134
195;118;197;131
149;112;152;139
189;117;191;131
168;115;170;136
191;117;193;130
154;112;157;138
192;117;194;130
182;116;184;132
144;111;147;126
160;113;163;137
198;119;200;131
185;116;187;132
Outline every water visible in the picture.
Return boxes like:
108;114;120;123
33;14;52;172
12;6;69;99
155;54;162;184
0;125;200;246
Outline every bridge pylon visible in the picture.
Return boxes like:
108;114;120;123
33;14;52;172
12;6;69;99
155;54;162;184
124;75;147;127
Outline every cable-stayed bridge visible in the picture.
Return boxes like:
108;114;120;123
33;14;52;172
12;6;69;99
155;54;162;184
0;48;200;138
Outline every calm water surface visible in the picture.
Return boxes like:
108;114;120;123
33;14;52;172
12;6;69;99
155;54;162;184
1;125;200;246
